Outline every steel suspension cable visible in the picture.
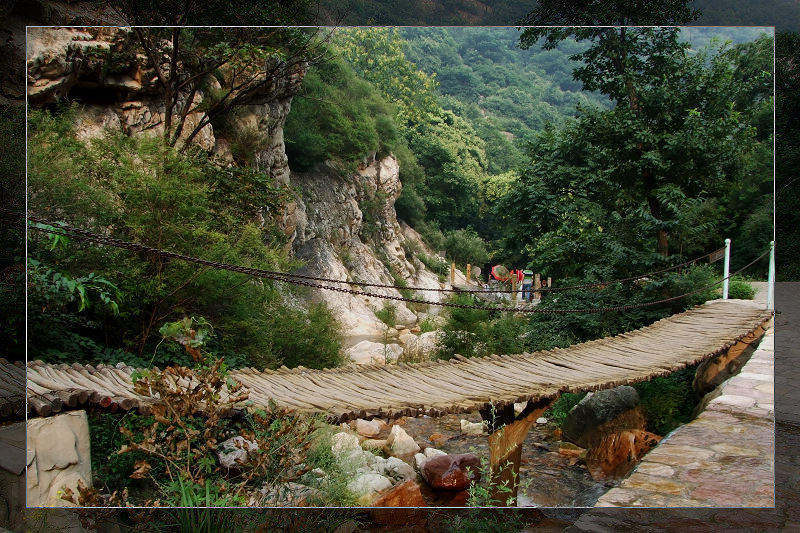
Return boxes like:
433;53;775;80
8;209;726;295
10;210;771;314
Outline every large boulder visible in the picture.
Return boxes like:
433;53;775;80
369;480;427;526
420;453;481;491
348;473;393;505
345;340;403;365
562;386;646;448
383;425;421;456
585;430;662;480
401;331;440;362
352;418;382;437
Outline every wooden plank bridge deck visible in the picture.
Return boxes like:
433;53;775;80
7;299;772;422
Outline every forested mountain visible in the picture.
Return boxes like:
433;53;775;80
399;28;610;149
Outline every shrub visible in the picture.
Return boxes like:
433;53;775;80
443;228;489;267
374;303;397;327
255;303;344;370
419;253;449;280
633;364;700;436
417;221;446;253
728;277;756;299
543;392;588;426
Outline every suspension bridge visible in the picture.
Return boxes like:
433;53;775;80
1;211;776;504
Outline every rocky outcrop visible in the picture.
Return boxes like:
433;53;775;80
25;26;446;362
562;386;645;449
26;410;92;507
26;27;303;160
288;157;444;344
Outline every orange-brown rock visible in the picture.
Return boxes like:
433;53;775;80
429;432;449;448
585;429;662;481
421;453;481;490
557;442;586;465
369;480;427;526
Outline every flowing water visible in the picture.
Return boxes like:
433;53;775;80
392;412;615;508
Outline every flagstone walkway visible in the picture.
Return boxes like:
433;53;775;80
594;325;774;507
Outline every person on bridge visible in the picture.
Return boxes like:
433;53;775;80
522;270;533;302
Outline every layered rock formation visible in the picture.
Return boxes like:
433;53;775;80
289;156;443;341
25;25;445;360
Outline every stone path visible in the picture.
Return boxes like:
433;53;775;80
594;326;774;507
560;282;800;531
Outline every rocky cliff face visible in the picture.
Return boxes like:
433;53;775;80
289;156;443;340
25;25;445;348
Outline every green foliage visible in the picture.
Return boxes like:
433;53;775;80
464;454;517;508
284;54;403;172
27;105;342;370
390;274;415;301
400;27;609;148
299;426;360;506
443;229;489;267
434;295;525;360
419;253;449;281
523;266;720;352
253;303;344;370
336;28;440;128
728;277;756;299
504;35;771;276
89;411;161;493
418;316;437;333
374;303;397;327
634;365;700;435
543;392;588;425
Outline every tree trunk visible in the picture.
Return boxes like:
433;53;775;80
657;230;669;257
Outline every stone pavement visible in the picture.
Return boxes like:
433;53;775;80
593;326;774;507
560;282;800;531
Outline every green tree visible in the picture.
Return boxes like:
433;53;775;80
100;1;325;149
505;39;770;279
516;9;771;258
519;2;703;255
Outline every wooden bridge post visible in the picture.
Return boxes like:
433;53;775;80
511;276;518;303
467;263;472;284
479;397;556;506
534;273;541;300
450;262;456;285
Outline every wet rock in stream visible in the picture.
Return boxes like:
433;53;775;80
394;412;616;507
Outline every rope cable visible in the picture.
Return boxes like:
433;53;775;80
7;209;726;293
8;209;770;314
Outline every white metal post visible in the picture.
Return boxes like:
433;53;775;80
767;240;775;310
722;238;731;300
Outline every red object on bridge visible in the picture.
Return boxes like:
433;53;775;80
491;265;510;282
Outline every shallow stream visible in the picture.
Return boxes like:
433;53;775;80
392;412;617;508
